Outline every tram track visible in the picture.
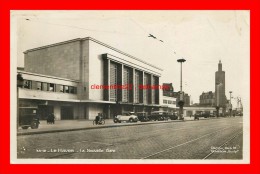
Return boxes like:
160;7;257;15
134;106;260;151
141;125;242;159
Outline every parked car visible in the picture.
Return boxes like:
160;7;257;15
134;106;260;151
193;113;200;120
209;113;215;117
148;111;168;121
168;112;178;120
136;112;149;122
19;107;40;129
113;112;138;123
201;112;210;118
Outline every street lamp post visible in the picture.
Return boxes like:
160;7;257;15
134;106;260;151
229;91;232;117
177;58;186;120
17;73;24;129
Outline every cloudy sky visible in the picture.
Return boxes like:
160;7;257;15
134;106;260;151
11;10;249;105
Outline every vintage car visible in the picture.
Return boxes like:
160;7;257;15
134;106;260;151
148;111;168;121
113;112;138;123
168;112;178;120
200;111;210;118
136;112;149;122
209;113;216;117
19;107;40;129
193;113;200;120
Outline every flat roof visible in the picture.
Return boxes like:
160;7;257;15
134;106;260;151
18;70;80;83
23;37;163;71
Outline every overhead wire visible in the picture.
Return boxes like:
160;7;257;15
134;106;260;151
25;17;187;60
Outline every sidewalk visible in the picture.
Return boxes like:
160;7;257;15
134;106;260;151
17;117;213;136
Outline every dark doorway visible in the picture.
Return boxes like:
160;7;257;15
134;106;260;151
61;106;73;120
38;105;54;120
110;105;119;119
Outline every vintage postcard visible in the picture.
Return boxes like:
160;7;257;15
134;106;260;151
10;10;250;164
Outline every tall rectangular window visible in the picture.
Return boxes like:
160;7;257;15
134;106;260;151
152;76;156;104
123;67;130;102
110;63;117;101
134;71;140;103
143;74;149;104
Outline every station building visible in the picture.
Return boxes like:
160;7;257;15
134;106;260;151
18;37;163;120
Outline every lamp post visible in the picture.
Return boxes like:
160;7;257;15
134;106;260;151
17;73;24;129
177;58;186;120
229;91;232;117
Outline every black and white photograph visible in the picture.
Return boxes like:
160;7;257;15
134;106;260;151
11;10;249;164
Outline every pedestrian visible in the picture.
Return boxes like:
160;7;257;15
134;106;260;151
47;113;55;124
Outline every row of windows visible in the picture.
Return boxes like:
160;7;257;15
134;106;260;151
163;99;176;105
23;80;77;94
200;94;214;99
200;99;215;104
167;100;176;105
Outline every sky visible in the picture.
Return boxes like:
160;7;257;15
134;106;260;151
11;10;250;106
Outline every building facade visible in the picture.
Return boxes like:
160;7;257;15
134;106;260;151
199;91;215;106
19;37;163;120
162;83;174;97
160;83;177;112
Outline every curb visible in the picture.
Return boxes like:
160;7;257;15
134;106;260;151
17;117;219;136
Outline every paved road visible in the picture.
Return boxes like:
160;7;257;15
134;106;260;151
17;117;243;160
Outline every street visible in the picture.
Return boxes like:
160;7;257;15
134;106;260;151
17;117;243;160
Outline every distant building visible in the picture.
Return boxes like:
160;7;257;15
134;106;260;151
161;96;177;113
162;83;174;97
199;91;215;106
215;60;226;107
161;83;177;112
